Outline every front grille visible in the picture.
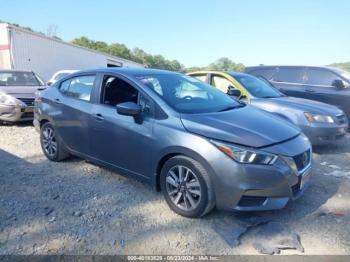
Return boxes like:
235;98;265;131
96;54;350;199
237;196;267;207
18;98;35;106
336;114;347;124
293;149;311;171
291;181;301;196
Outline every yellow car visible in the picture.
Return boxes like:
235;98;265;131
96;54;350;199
187;71;253;102
187;71;348;146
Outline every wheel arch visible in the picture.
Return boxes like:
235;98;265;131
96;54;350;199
153;147;215;192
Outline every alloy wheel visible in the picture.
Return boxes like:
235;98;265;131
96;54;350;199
165;165;202;211
42;126;57;157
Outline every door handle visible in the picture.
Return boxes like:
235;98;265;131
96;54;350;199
94;113;104;121
305;88;315;93
54;98;61;104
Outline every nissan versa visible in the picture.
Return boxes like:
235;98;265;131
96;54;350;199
0;70;45;123
34;68;312;218
188;71;348;145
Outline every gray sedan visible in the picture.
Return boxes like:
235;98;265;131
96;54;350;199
188;71;348;145
0;70;45;123
34;68;312;217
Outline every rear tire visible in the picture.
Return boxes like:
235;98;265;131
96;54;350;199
160;155;215;218
40;122;70;161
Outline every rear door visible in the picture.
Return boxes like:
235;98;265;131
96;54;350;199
53;74;96;155
270;67;306;98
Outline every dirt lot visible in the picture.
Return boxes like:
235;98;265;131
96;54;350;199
0;123;350;255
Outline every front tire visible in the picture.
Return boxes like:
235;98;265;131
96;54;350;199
160;155;215;218
40;122;69;161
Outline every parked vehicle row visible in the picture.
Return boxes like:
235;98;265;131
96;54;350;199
2;65;349;217
187;71;348;145
34;68;312;217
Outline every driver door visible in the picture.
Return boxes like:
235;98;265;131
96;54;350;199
89;74;155;180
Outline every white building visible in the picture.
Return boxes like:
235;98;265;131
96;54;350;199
0;23;144;80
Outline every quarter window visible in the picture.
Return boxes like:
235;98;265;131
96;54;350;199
306;69;343;86
273;68;305;84
212;76;233;93
59;75;95;101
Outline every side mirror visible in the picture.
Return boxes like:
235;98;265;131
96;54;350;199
227;86;241;97
116;102;141;116
332;79;345;90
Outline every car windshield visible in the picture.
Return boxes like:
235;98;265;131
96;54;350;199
234;74;282;98
54;72;70;81
135;73;243;114
0;72;43;86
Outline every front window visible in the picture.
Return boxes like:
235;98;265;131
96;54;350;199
135;73;242;114
0;71;43;86
306;69;343;86
234;74;282;98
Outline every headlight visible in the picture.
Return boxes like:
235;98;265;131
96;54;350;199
0;92;18;106
211;140;278;165
304;112;334;123
281;156;298;174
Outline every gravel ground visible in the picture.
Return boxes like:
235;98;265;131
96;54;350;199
0;123;350;255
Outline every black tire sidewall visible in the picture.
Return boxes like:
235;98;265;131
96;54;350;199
160;156;209;218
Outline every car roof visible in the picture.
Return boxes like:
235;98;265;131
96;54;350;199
0;69;35;73
244;65;339;72
188;70;250;78
72;67;177;77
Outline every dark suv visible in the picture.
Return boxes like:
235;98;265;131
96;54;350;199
244;66;350;119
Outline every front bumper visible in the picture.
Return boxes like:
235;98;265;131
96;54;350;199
300;122;348;146
208;135;312;211
0;104;34;122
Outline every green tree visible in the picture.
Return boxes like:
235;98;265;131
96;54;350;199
328;62;350;72
207;57;245;72
108;43;132;60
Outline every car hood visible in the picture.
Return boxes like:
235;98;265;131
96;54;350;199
0;85;40;98
260;96;344;115
180;105;300;148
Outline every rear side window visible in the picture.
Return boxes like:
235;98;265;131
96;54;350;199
273;68;305;84
59;75;95;101
306;69;343;86
249;68;275;80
